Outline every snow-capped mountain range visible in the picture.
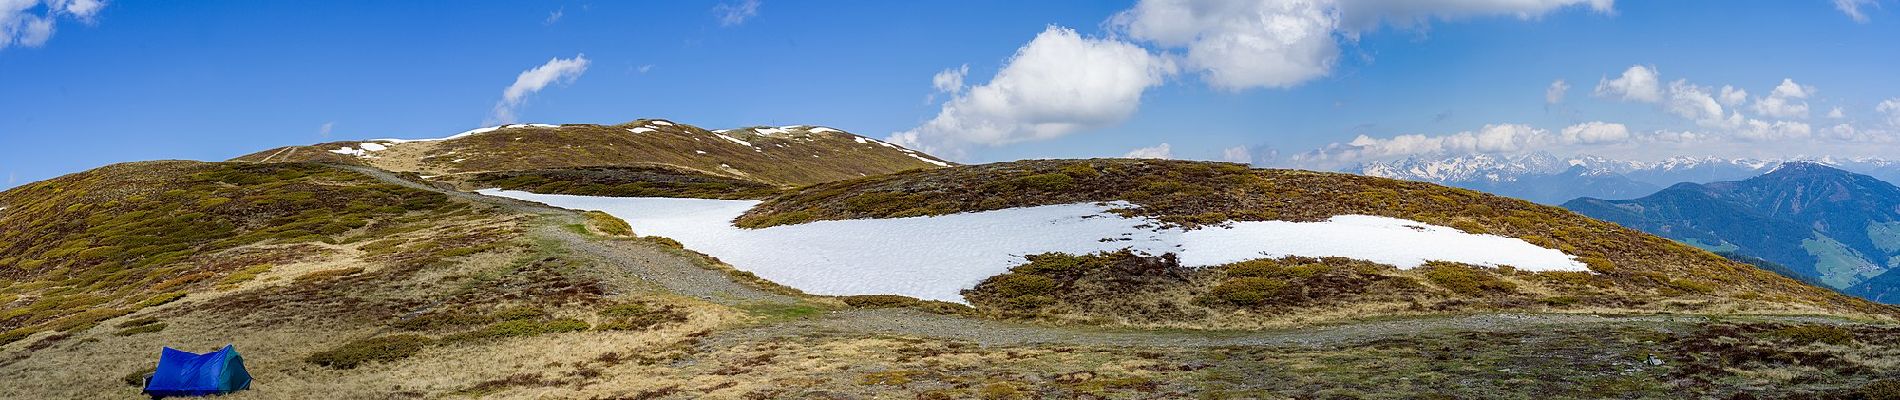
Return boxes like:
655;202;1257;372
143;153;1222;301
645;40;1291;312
1347;153;1900;204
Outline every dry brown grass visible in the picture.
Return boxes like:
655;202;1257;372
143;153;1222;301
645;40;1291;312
230;122;949;187
741;159;1896;320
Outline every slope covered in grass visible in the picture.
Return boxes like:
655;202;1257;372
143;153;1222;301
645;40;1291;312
231;120;951;187
458;165;781;199
0;161;486;345
737;159;1895;322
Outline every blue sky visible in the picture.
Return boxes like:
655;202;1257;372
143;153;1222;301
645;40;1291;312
3;0;1898;189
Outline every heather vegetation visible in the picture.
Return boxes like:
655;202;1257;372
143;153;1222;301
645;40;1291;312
0;161;475;345
232;121;950;187
749;159;1894;319
463;165;780;199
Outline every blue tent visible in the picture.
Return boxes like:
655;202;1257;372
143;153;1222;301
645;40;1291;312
143;345;251;397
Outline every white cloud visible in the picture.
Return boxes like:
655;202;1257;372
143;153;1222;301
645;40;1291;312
714;0;760;27
318;122;335;139
1835;0;1877;22
544;7;563;25
1664;80;1733;128
1110;0;1611;91
1333;0;1614;33
637;64;654;74
1718;85;1747;107
489;54;591;125
1111;0;1339;90
1828;106;1846;119
1594;65;1662;102
1296;123;1558;164
888;26;1176;157
901;0;1612;157
1750;78;1813;119
1879;98;1900;127
931;64;968;95
1735;119;1812;141
1124;143;1174;159
1545;79;1569;104
1221;146;1253;164
2;0;103;51
1559;121;1629;144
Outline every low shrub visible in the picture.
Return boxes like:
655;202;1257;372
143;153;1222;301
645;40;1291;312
1862;379;1900;400
295;267;364;282
582;211;634;237
1207;277;1291;306
1421;263;1516;296
1772;325;1855;345
595;303;687;331
841;295;921;308
453;318;589;341
114;323;165;336
306;335;436;369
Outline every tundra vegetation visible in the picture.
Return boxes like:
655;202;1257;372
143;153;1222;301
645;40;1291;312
1;158;1896;399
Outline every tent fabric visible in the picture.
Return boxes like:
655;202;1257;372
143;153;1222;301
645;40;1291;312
143;345;252;397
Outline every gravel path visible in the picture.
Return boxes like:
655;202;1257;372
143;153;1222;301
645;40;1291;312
334;164;1885;349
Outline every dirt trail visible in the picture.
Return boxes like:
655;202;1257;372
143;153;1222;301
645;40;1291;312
332;164;1882;349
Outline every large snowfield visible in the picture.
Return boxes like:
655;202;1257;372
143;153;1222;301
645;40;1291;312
480;190;1588;303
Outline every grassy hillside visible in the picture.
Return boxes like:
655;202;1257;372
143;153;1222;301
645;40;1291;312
456;165;781;199
5;160;1900;398
739;159;1895;324
1565;163;1900;302
231;120;951;187
0;161;483;345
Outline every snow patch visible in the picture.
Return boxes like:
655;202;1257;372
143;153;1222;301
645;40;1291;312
478;191;1587;303
650;120;674;126
628;127;657;134
329;147;368;157
908;153;951;167
809;127;842;134
358;142;388;152
373;123;559;143
714;133;753;147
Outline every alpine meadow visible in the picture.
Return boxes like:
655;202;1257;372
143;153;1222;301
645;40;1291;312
4;1;1900;398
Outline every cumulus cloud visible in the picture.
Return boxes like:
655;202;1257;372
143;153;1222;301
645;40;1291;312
714;0;760;27
1829;106;1846;119
489;54;590;124
1546;79;1569;104
888;26;1176;157
1835;0;1878;22
2;0;104;51
1880;98;1900;127
1110;0;1610;91
1296;123;1554;164
1664;80;1736;128
1735;119;1812;141
1718;85;1747;107
1750;78;1814;119
1332;0;1613;33
1124;143;1174;159
931;64;968;95
1594;65;1662;102
1559;121;1630;144
1221;146;1253;164
1110;0;1338;90
901;0;1613;157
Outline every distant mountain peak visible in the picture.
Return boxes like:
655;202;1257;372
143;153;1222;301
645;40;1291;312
1761;160;1848;177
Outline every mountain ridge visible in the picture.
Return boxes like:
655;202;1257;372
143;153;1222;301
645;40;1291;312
1564;162;1900;301
231;119;952;188
1350;153;1900;204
